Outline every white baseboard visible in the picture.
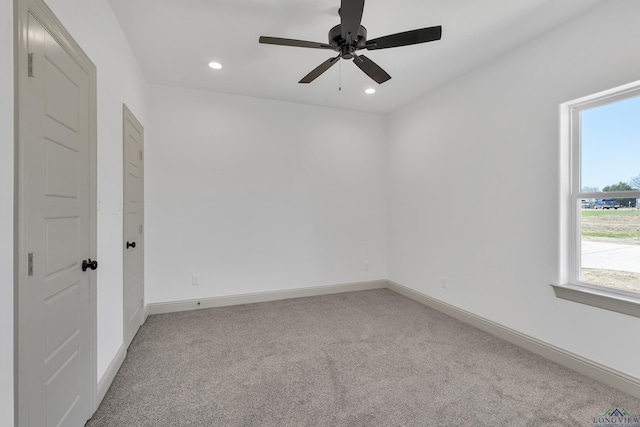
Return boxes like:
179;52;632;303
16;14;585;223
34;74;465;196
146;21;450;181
146;279;388;316
95;344;127;409
386;280;640;399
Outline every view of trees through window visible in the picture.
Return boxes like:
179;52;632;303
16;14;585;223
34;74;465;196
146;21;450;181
578;95;640;293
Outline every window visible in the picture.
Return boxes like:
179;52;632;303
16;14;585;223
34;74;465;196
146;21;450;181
554;83;640;317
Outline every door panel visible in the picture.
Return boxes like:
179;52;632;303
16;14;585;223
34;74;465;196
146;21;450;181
44;218;80;275
123;106;145;348
45;283;80;355
44;140;79;197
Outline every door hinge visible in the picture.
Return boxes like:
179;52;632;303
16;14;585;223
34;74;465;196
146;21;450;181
28;53;34;77
28;253;34;276
139;224;143;234
139;150;143;161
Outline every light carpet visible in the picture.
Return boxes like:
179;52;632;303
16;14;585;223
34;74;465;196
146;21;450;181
87;289;640;426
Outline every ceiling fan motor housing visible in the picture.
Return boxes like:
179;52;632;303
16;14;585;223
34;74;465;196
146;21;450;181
329;24;367;59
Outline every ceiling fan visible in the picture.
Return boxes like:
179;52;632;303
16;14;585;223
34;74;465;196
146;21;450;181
259;0;442;84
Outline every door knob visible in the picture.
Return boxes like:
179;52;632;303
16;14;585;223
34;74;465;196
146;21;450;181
126;241;136;249
82;259;98;272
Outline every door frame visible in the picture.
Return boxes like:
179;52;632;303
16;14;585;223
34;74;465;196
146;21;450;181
14;0;98;423
122;103;145;347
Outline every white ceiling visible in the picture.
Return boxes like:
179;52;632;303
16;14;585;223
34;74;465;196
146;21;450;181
107;0;605;114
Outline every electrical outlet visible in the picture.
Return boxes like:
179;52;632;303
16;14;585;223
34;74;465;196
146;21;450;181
441;277;447;289
363;262;369;271
192;274;200;286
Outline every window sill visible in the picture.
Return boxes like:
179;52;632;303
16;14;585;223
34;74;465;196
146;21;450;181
551;283;640;318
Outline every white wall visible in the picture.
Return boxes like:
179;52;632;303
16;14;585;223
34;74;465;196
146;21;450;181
0;0;14;423
146;85;388;303
388;0;640;380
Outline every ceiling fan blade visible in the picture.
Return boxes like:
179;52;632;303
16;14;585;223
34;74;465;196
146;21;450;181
365;26;442;50
352;53;391;84
299;55;341;84
340;0;365;42
259;36;333;50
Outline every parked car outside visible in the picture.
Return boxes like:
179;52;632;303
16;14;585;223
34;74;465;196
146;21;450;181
581;200;590;208
593;198;620;209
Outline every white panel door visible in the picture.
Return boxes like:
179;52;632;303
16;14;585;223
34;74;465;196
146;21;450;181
22;12;93;427
123;105;144;348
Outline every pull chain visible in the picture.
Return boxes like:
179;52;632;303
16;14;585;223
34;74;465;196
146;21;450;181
339;60;342;91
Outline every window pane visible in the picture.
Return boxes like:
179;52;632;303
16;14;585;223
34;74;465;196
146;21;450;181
575;90;640;295
581;95;640;194
580;208;640;293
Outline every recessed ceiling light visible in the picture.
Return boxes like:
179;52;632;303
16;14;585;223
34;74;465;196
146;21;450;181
365;88;376;95
208;62;222;70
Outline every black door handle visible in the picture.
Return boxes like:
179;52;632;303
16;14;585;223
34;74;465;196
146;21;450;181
82;259;98;272
126;241;136;249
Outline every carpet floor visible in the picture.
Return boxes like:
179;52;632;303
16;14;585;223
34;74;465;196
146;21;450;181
87;289;640;426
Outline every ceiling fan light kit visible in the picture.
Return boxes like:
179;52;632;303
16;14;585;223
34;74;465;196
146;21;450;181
259;0;442;85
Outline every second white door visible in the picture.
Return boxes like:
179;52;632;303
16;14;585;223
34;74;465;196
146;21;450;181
123;105;144;348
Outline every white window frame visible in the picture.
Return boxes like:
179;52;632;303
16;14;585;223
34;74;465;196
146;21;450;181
553;82;640;318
